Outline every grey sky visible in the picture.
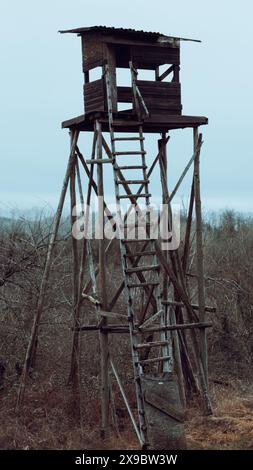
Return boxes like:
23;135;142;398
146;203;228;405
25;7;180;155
0;0;252;217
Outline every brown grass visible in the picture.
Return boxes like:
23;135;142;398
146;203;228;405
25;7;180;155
1;376;253;450
186;380;253;450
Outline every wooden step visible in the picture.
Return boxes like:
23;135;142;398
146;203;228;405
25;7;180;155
118;165;147;170
162;299;216;313
138;356;171;366
117;179;149;185
135;340;170;350
113;151;146;156
127;282;159;288
139;321;213;333
125;265;159;274
117;193;151;200
120;222;154;229
113;137;145;141
86;159;112;164
124;250;156;257
121;238;155;244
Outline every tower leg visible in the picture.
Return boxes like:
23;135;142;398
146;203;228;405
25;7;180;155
193;127;209;389
158;134;186;406
155;133;212;414
96;121;110;438
67;150;82;421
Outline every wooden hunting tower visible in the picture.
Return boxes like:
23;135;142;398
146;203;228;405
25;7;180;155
60;26;207;131
18;26;213;450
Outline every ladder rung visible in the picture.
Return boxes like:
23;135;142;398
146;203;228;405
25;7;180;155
117;193;151;200
86;159;112;164
118;165;147;170
127;282;159;288
113;151;146;156
125;265;159;274
138;356;171;365
112;137;145;141
125;251;156;257
121;238;155;244
120;222;154;229
139;321;213;333
135;340;170;350
117;179;149;185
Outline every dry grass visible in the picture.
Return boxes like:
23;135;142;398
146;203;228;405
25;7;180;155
1;375;253;450
186;379;253;450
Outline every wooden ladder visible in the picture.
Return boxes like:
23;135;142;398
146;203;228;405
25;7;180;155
105;64;173;447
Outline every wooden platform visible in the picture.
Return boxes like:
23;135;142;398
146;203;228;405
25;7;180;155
61;112;208;134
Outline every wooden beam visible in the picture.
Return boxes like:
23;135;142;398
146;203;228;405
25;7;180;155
169;138;202;203
68;155;81;390
104;44;117;112
157;65;174;81
110;360;143;446
193;129;208;389
77;321;212;333
162;299;216;313
96;120;110;439
182;177;195;274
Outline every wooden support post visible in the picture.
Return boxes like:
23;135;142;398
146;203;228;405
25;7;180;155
182;177;195;275
170;306;186;408
193;128;209;389
96;121;110;438
158;130;210;411
69;131;98;385
68;150;82;421
110;360;143;446
159;133;169;301
68;153;80;387
158;133;173;373
16;129;79;409
173;65;180;82
84;71;90;84
158;134;185;394
104;44;117;112
155;66;159;82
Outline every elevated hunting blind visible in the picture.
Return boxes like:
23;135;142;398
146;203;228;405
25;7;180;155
60;26;207;131
17;26;213;450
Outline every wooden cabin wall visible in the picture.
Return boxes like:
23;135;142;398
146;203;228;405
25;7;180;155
132;45;180;69
81;34;104;71
83;79;105;114
137;80;182;115
81;34;181;116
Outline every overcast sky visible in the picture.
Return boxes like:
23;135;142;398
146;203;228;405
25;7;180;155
0;0;252;217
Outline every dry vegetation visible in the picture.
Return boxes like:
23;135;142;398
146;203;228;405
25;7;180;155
0;210;253;449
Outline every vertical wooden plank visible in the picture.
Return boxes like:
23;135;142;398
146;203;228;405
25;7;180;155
155;66;160;81
68;152;80;387
159;133;169;301
96;120;110;438
193;128;208;389
158;134;173;374
170;306;186;408
84;71;90;84
68;149;82;422
182;177;195;274
158;134;185;400
104;44;117;112
173;65;180;82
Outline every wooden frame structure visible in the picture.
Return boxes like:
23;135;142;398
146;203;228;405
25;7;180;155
17;26;214;450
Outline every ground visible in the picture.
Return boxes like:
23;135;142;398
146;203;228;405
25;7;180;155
0;374;252;450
